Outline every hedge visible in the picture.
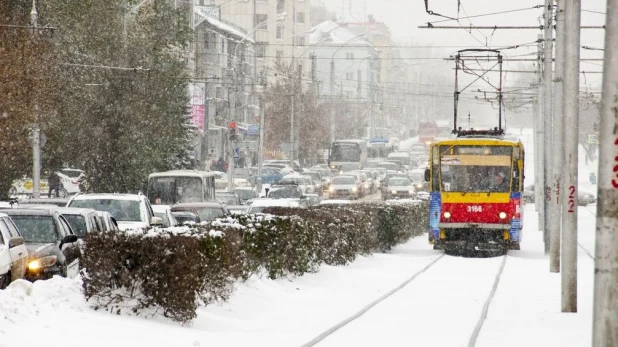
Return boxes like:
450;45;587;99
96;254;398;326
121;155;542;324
81;201;428;322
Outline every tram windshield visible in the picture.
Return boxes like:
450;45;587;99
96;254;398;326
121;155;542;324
438;145;513;192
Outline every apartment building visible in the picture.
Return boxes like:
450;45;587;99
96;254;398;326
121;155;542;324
203;0;313;87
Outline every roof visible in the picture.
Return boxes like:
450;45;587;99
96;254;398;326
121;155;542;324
27;205;97;216
433;137;520;146
194;9;253;43
171;202;224;209
149;170;216;178
310;21;373;47
0;208;56;216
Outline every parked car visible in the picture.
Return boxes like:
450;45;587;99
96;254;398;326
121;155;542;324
96;211;120;232
171;202;229;223
17;198;70;207
0;212;28;288
9;168;85;198
328;175;361;200
523;184;597;206
383;177;415;200
29;206;102;239
151;205;179;228
67;193;162;231
0;208;81;281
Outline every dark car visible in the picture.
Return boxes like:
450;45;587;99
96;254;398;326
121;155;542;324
171;202;229;223
523;184;596;206
0;208;81;281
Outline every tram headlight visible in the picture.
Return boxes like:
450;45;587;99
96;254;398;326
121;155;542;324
499;212;507;219
443;211;451;219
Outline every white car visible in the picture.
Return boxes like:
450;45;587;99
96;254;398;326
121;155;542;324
9;168;84;197
0;213;28;289
152;205;179;228
67;193;162;231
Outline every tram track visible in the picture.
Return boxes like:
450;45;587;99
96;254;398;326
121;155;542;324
300;252;509;347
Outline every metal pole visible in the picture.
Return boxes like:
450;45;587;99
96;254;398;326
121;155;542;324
592;0;618;342
543;0;554;255
257;95;264;194
550;0;566;273
561;0;580;313
290;93;295;168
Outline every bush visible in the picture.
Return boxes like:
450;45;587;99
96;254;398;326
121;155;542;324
81;201;428;322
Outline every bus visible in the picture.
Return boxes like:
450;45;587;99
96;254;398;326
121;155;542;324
328;139;368;171
147;170;216;205
425;135;525;254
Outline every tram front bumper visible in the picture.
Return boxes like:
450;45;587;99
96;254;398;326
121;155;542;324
437;223;511;229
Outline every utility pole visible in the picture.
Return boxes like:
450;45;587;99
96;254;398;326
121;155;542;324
542;0;554;255
550;0;566;273
30;0;41;199
592;0;618;343
535;34;545;225
561;0;580;313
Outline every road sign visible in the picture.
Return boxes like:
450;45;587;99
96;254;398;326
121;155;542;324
233;147;240;159
369;137;389;144
247;124;259;136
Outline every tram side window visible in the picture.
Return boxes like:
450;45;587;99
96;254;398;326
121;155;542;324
512;166;521;192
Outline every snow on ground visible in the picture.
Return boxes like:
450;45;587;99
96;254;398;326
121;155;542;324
0;204;597;347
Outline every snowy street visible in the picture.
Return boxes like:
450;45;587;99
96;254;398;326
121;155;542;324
0;203;597;347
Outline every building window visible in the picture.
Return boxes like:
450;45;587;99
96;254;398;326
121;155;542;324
346;72;354;80
276;25;284;39
296;36;305;46
256;42;268;58
296;12;305;24
255;14;268;29
276;50;284;64
277;0;285;13
346;52;354;60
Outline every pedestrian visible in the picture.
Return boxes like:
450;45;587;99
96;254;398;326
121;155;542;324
217;157;224;172
47;171;61;198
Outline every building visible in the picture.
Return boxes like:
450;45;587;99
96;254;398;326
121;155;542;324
203;0;313;87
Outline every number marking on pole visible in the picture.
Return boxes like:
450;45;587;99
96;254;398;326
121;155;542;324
568;185;576;213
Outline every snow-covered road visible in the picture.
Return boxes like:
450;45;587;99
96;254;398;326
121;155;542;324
0;203;597;347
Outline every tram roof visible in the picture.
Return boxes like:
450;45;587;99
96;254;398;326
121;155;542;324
432;137;522;147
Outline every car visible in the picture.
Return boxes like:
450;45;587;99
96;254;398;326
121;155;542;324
382;177;415;200
171;202;229;223
328;175;361;199
276;174;312;194
9;168;85;198
151;205;179;228
319;199;353;207
310;168;334;190
0;208;81;281
407;169;428;192
266;185;303;199
0;212;28;289
246;199;298;214
303;171;324;196
227;205;249;215
17;197;70;207
28;206;102;239
249;167;284;185
233;187;259;205
171;211;200;224
96;211;120;232
303;193;321;206
216;191;241;205
67;193;162;231
523;185;597;206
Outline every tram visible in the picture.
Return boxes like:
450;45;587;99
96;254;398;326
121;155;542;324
425;129;525;253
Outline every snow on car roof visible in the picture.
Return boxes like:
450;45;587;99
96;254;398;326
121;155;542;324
320;200;353;205
70;193;141;201
250;199;295;207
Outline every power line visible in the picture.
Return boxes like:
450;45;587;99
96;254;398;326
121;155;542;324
428;5;542;25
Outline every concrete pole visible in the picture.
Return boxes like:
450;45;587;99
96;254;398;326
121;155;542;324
227;88;235;191
30;1;41;199
592;0;618;342
561;0;580;313
290;92;295;168
550;0;566;273
330;106;336;144
257;95;264;194
536;35;545;224
542;0;554;254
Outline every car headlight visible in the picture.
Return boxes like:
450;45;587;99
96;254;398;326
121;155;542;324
329;187;334;192
416;183;422;188
499;212;507;219
352;187;358;192
28;255;58;271
443;212;451;219
364;183;370;188
391;190;397;194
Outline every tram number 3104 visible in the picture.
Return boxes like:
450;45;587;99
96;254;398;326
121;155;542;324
467;205;483;213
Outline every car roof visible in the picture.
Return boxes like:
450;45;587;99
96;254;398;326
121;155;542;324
151;205;171;212
27;205;98;215
249;199;294;207
0;208;57;216
70;193;142;201
0;212;7;218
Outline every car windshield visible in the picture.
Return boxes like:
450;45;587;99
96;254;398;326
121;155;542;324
216;195;237;205
69;199;143;222
148;176;204;205
388;178;411;186
195;207;225;222
59;169;83;178
154;212;171;227
10;216;58;243
62;214;88;237
332;176;356;185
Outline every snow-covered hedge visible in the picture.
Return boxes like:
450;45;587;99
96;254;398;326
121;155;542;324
81;201;428;322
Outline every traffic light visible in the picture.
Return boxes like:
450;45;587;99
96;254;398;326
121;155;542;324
229;121;237;141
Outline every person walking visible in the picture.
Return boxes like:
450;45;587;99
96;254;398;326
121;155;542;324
47;171;61;198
